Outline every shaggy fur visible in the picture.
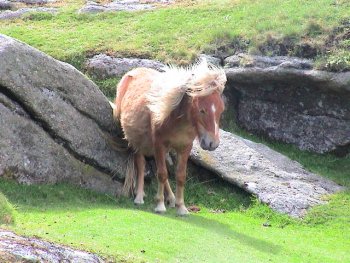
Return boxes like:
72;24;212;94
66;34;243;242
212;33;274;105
113;58;226;215
146;59;226;124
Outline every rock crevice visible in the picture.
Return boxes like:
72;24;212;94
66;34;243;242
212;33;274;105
0;34;126;195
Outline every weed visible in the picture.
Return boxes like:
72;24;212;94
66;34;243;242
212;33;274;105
0;192;15;225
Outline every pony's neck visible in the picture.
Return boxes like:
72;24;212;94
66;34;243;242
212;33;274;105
170;94;192;122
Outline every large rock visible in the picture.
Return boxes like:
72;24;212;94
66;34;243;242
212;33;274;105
223;53;350;155
190;130;344;217
0;34;126;195
0;229;104;262
0;7;57;20
11;0;56;4
78;0;174;14
85;54;165;79
0;0;14;10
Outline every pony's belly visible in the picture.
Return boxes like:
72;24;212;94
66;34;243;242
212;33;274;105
121;107;153;155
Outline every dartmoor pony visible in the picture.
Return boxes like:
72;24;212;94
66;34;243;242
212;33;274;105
113;59;226;216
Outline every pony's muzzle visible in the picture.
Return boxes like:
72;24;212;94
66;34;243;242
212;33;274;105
200;136;219;151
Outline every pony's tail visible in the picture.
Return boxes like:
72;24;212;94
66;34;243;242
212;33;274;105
122;153;136;197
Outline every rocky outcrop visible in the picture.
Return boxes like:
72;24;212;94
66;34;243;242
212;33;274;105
12;0;56;4
0;7;57;20
0;229;104;262
78;0;174;14
85;53;222;79
190;130;344;217
223;54;350;155
0;34;126;195
0;0;14;10
86;54;165;79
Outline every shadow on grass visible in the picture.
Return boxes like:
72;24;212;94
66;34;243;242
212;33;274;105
0;176;251;213
163;212;282;255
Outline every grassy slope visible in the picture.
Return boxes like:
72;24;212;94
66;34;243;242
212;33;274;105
0;0;349;66
0;177;349;263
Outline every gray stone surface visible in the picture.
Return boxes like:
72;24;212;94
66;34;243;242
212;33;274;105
224;53;313;70
86;54;165;79
0;7;57;20
12;0;56;4
190;130;344;217
0;34;126;194
0;0;14;10
198;54;222;67
0;229;104;262
223;54;350;155
78;0;173;14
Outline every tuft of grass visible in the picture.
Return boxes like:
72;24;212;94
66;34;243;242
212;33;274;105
304;20;327;37
323;50;350;72
23;12;55;21
0;192;15;225
92;77;120;100
303;191;350;227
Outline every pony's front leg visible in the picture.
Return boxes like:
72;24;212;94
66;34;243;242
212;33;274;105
154;145;168;213
175;146;192;216
134;153;146;205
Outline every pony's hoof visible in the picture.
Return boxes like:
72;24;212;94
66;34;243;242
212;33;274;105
176;205;189;216
134;196;144;205
166;196;176;208
154;202;166;213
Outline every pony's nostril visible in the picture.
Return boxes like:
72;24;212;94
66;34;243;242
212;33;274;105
209;142;213;148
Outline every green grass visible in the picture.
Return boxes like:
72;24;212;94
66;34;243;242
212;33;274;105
92;77;120;99
0;163;349;263
0;0;349;68
0;192;15;225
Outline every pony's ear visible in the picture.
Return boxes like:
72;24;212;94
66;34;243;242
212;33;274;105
193;57;209;74
209;79;219;87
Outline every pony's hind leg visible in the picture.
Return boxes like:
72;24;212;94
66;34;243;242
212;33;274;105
134;152;146;205
165;180;176;208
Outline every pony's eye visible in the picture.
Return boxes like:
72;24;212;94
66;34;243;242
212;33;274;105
200;109;206;114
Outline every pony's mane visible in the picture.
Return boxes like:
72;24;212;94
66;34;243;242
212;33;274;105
147;58;227;125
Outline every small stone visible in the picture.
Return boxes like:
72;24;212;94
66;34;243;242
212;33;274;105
0;229;103;262
85;54;165;79
0;7;57;20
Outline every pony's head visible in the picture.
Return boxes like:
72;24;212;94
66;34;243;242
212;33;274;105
188;60;226;151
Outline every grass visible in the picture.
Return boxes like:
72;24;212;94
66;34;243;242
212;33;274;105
0;171;349;263
0;192;15;225
0;0;349;68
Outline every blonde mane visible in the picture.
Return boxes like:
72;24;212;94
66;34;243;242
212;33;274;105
147;59;227;125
